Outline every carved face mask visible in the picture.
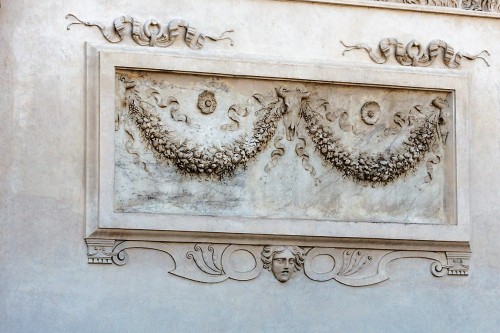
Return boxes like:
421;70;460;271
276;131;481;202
271;249;296;282
276;87;310;141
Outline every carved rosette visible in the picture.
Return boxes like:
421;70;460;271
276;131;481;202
86;240;470;285
197;91;217;114
360;101;381;125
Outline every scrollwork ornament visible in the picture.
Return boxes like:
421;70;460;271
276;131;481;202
87;240;470;285
431;261;447;277
112;249;129;266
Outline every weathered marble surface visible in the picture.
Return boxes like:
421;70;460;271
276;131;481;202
114;70;453;224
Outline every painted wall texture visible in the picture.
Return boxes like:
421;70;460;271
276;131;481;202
1;0;499;332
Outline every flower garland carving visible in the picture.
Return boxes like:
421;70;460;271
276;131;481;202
122;78;450;185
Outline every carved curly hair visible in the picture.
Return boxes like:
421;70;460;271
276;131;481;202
261;245;305;272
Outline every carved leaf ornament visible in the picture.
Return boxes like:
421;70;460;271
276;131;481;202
122;78;450;186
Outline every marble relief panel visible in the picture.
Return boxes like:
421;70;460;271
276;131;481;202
113;70;455;225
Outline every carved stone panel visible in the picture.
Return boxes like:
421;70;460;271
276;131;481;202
87;46;471;249
114;70;455;225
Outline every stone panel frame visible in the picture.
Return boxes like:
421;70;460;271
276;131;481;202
85;44;471;277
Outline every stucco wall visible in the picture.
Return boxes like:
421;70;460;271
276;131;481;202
1;1;499;332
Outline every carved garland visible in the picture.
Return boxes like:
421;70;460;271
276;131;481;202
87;240;470;285
126;84;283;179
301;101;442;184
122;78;449;186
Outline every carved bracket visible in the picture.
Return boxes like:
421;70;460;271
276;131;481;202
86;239;116;264
86;239;470;285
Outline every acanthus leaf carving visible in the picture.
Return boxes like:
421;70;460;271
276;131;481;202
66;14;234;49
87;240;470;286
341;38;490;68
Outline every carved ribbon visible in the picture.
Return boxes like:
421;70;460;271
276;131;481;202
66;14;234;49
341;38;490;68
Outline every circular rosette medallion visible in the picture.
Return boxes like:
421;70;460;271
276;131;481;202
360;101;381;125
197;90;217;114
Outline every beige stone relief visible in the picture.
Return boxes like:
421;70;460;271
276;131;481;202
341;38;490;68
114;70;454;225
126;80;449;183
86;240;470;285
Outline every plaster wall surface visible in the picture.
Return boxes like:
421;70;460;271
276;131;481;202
1;1;499;332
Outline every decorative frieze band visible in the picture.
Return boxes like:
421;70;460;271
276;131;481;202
373;0;500;12
86;239;470;285
287;0;500;14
